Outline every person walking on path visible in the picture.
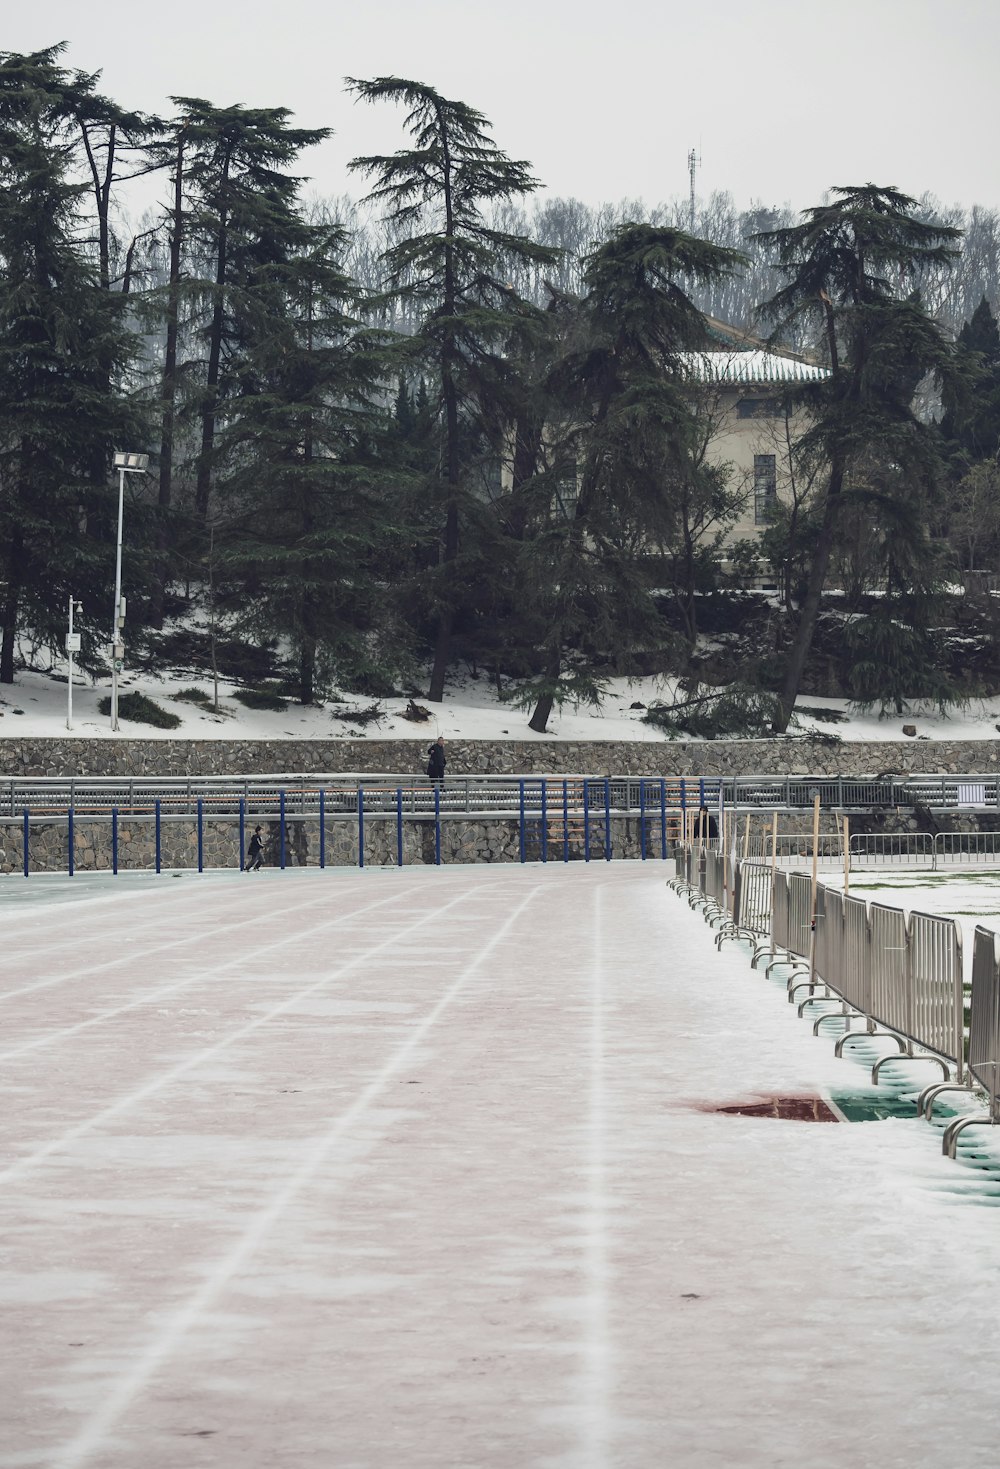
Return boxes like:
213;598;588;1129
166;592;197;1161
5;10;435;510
246;824;264;871
426;735;446;786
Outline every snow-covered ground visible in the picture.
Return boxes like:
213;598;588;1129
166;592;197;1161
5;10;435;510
5;661;1000;743
4;863;1000;1468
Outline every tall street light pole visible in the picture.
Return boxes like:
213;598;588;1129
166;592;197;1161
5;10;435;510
110;452;149;732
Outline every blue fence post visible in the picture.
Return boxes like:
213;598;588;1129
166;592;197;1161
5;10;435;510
639;778;647;860
112;806;119;875
583;779;591;862
156;799;162;874
540;780;548;864
319;790;326;871
280;790;287;870
519;780;526;863
357;786;364;869
434;783;441;865
660;778;667;860
680;778;687;835
23;807;29;877
604;779;612;862
699;777;706;807
67;806;74;877
197;798;204;873
238;799;245;872
396;787;404;867
562;780;569;863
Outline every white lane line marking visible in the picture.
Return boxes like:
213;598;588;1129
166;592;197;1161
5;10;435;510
50;881;541;1469
582;880;612;1468
0;879;496;1185
0;880;341;1006
0;880;422;1055
0;879;247;974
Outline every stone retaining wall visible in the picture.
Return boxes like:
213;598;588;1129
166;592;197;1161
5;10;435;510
1;734;998;778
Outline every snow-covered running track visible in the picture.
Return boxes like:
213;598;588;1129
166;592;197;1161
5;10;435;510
2;864;1000;1468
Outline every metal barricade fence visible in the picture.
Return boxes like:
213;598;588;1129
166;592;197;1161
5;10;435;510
841;893;872;1019
722;851;737;917
908;911;965;1080
934;831;1000;866
787;873;814;959
968;927;1000;1121
813;885;841;991
849;833;934;867
703;849;725;904
772;870;791;951
867;903;909;1042
736;861;773;935
676;846;974;1110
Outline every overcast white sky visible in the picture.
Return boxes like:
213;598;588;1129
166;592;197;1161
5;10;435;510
6;0;999;217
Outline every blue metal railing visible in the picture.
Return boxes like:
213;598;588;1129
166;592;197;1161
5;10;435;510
4;776;685;877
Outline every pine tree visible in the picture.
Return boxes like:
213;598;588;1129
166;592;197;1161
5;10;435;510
168;99;330;523
347;76;559;702
506;223;740;732
755;185;961;732
215;225;398;704
940;294;1000;467
0;63;141;681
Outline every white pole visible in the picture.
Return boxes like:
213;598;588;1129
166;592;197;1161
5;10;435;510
111;465;125;732
67;596;74;731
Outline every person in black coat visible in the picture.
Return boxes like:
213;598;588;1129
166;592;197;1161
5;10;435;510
426;735;446;785
246;824;264;870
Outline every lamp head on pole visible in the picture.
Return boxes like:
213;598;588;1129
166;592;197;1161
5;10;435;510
112;451;149;472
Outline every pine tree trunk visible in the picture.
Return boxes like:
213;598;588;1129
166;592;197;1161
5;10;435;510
772;461;844;732
528;650;561;733
427;350;460;702
195;152;231;522
428;606;454;704
150;133;185;629
299;638;316;706
427;158;459;705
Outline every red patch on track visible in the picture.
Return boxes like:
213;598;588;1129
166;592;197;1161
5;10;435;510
708;1096;838;1122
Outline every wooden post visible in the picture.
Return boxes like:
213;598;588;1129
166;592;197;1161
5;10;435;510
809;793;820;986
843;814;850;896
769;810;779;957
743;812;751;860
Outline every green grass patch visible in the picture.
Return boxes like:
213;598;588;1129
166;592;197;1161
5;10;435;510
96;691;182;729
172;686;211;704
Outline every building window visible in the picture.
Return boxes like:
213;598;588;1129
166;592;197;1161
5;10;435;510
553;461;579;521
738;398;784;418
476;456;504;502
754;454;777;524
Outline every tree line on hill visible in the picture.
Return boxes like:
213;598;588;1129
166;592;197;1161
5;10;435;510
1;46;999;733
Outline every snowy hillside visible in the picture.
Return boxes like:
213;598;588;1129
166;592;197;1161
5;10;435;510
4;661;1000;744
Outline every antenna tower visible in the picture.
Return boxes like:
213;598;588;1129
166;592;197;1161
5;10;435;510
687;147;700;233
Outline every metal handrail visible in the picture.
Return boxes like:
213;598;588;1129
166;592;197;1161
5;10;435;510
5;770;1000;817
